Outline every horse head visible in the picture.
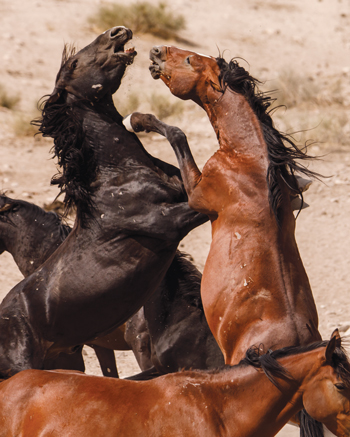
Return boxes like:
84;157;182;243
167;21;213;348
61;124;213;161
150;46;221;106
302;330;350;436
48;26;136;105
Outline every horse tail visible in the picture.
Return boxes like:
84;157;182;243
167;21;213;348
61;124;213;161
299;409;324;437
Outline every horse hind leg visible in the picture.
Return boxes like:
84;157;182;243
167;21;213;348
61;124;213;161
89;345;119;378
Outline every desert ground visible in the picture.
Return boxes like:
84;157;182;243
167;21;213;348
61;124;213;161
0;0;350;435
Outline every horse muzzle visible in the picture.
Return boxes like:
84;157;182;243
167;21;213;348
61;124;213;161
149;46;167;79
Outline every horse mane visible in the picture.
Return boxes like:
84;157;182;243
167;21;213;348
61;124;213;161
162;250;202;309
243;339;350;437
216;57;320;221
33;100;98;228
32;45;98;228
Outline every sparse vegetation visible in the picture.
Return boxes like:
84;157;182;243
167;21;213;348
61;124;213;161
264;70;350;149
267;70;346;109
268;70;321;108
114;92;140;116
13;110;40;138
149;93;184;119
89;2;185;40
0;84;20;110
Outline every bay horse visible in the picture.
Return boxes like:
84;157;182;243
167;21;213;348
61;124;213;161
129;45;322;366
0;330;349;437
0;193;222;378
0;28;208;379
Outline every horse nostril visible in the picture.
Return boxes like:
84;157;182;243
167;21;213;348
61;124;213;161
110;26;125;38
152;47;161;55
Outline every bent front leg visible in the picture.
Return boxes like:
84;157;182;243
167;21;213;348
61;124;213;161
117;201;208;241
124;113;202;202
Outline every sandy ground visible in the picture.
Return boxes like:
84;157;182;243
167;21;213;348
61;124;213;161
0;0;350;435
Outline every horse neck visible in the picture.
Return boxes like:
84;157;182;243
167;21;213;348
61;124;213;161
73;96;150;175
216;350;324;436
210;361;303;436
203;88;268;162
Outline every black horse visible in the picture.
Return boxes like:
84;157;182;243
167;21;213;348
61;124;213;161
0;27;207;378
0;194;223;377
127;252;224;379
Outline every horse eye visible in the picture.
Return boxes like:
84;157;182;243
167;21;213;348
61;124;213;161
185;56;191;65
335;383;346;390
71;59;78;70
11;204;20;212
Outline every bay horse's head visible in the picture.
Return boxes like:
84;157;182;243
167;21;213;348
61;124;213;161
150;45;319;221
149;46;222;106
300;330;350;436
49;26;136;105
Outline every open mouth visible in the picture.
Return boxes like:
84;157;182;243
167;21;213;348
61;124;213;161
113;44;137;65
149;55;165;79
110;27;137;65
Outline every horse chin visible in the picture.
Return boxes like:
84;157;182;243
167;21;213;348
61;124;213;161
149;65;161;79
114;49;137;66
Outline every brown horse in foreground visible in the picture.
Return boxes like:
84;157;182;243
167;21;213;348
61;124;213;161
0;331;349;437
129;45;322;366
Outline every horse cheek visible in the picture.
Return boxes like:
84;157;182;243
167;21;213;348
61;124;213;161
303;380;340;423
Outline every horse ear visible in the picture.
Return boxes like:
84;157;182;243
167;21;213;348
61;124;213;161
46;88;62;105
209;80;223;93
325;329;341;363
0;203;12;213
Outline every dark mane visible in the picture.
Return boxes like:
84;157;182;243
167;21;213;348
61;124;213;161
240;339;350;390
216;57;319;221
162;250;202;309
33;97;98;228
32;44;98;228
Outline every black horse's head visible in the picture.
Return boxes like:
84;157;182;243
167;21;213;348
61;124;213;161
0;195;37;255
48;26;136;105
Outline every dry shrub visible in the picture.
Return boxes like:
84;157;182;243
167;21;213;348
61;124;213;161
273;108;350;149
13;110;40;138
0;84;20;110
149;93;184;119
89;2;185;40
114;92;140;116
269;70;320;108
268;70;347;109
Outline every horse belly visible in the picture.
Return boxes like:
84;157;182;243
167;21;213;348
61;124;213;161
31;239;177;346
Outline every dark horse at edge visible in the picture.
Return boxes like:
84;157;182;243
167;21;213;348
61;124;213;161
0;194;223;378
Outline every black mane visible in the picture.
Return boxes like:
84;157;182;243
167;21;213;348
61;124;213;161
162;251;202;309
33;105;97;228
216;57;319;221
32;46;99;227
240;339;350;389
242;339;350;437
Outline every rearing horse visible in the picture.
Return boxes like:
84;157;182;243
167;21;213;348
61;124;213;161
127;46;321;366
0;31;207;378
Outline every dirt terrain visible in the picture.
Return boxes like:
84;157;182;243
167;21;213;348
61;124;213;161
0;0;349;435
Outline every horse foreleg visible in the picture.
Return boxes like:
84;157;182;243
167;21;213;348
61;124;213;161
124;113;202;200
